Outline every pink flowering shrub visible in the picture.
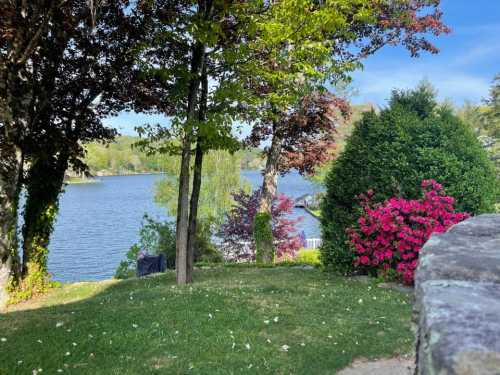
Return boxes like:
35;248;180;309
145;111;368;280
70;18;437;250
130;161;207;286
347;180;469;284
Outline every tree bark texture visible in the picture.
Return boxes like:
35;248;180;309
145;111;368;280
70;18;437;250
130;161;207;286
175;43;205;285
0;141;22;308
256;123;283;263
186;142;203;283
186;59;208;283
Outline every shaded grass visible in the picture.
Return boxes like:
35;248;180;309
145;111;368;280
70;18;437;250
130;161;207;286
0;268;413;374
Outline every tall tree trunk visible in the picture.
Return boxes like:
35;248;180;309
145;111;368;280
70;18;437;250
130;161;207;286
175;43;204;285
186;58;208;283
0;2;56;307
186;142;203;283
0;141;23;308
21;153;68;281
255;123;283;263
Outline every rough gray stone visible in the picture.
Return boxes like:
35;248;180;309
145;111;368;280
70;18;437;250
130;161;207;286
416;281;500;374
414;214;500;375
415;215;500;290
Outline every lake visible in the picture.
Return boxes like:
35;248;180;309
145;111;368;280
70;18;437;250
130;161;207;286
47;171;322;282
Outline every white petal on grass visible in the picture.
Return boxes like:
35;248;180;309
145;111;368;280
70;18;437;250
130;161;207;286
0;337;6;342
273;316;279;323
245;343;251;350
281;344;290;352
264;320;270;324
132;324;138;328
56;322;64;328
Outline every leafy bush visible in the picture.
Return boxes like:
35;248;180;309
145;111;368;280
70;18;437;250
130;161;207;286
195;219;224;264
115;215;176;279
348;180;468;284
295;249;321;266
115;215;223;279
321;85;497;274
7;262;61;304
219;190;302;262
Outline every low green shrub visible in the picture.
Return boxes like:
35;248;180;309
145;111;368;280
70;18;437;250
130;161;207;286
7;262;61;304
295;248;321;266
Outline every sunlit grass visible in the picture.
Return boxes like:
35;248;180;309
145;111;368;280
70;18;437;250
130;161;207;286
0;268;413;374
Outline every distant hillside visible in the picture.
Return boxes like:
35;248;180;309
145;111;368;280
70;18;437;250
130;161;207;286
82;136;264;176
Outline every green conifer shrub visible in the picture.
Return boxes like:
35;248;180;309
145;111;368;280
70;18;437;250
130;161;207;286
321;86;498;274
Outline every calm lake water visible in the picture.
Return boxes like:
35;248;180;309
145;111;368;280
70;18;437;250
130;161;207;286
47;170;322;282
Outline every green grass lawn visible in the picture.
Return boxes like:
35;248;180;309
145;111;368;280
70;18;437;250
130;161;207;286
0;268;413;375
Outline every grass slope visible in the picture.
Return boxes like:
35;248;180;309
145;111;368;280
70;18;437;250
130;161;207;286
0;268;413;375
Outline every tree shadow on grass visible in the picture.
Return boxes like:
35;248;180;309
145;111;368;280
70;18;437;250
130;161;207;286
0;268;414;375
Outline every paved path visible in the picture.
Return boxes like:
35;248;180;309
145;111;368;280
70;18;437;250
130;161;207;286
338;357;414;375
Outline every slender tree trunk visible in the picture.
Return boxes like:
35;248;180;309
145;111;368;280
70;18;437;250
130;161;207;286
255;122;283;263
0;141;23;308
175;43;204;285
186;58;208;283
186;142;203;283
260;128;283;213
21;153;68;280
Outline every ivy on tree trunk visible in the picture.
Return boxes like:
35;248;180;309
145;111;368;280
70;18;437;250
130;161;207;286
21;154;68;282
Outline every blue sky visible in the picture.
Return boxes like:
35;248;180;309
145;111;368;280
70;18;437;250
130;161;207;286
351;0;500;107
107;0;500;135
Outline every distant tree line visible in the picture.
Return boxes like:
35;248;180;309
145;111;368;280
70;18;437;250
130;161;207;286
81;136;265;176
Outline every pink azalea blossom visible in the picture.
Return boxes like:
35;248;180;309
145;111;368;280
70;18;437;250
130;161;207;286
347;179;469;285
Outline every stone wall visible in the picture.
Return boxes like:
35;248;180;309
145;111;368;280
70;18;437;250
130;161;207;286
414;214;500;374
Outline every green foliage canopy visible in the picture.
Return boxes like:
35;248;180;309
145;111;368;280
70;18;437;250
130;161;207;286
154;150;250;226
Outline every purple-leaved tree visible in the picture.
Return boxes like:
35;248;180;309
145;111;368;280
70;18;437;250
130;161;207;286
219;190;302;262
